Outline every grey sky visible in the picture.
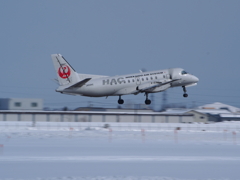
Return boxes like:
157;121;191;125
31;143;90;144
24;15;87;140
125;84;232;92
1;1;240;110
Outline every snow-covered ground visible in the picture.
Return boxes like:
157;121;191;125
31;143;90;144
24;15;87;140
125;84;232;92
0;121;239;180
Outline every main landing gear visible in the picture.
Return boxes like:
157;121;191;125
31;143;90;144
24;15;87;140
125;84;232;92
117;94;152;105
145;93;151;105
118;96;124;104
182;86;188;97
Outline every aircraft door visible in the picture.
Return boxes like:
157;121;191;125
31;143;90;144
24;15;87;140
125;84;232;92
135;77;141;85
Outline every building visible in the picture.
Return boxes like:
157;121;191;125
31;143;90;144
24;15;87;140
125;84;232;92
219;114;240;121
161;102;240;122
0;101;239;122
161;108;231;123
0;98;43;111
198;102;240;121
198;102;240;113
0;110;193;123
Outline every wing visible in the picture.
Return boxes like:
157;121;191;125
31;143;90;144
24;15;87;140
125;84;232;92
131;79;180;94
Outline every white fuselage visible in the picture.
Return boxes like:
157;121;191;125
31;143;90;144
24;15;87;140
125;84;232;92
58;68;198;97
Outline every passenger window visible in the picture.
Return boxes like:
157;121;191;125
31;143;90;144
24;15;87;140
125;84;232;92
142;78;144;81
155;76;157;79
132;79;135;82
128;80;130;83
151;77;153;80
146;78;148;80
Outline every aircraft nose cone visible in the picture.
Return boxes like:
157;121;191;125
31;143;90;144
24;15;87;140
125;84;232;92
192;76;199;83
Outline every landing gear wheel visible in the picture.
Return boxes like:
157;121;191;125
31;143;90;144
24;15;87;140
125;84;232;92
118;96;124;104
145;99;151;105
182;86;188;98
118;99;124;104
144;93;151;105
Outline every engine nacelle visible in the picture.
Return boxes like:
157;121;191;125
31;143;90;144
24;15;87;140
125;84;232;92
136;82;171;93
152;84;170;92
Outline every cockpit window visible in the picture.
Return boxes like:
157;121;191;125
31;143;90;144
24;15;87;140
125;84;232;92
181;70;188;75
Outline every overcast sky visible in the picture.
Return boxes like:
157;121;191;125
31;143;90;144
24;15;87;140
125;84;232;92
0;1;240;110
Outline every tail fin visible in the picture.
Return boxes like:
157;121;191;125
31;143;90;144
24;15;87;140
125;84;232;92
51;54;80;86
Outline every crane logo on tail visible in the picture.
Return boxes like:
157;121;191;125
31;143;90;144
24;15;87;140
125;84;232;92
58;65;71;79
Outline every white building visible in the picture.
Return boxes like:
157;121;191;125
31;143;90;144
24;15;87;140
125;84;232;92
198;102;240;113
0;98;43;110
161;102;240;122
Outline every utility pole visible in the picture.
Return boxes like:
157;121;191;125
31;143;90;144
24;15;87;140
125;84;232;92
150;93;154;111
161;91;167;111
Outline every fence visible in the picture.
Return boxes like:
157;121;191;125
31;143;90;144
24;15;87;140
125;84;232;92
0;110;194;123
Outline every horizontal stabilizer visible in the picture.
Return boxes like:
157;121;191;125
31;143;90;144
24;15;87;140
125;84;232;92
65;78;91;90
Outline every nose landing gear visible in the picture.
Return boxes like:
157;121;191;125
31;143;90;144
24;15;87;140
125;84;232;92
182;86;188;97
145;93;151;105
118;96;124;104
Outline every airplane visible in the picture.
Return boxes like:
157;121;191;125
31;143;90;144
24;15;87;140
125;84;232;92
51;54;199;105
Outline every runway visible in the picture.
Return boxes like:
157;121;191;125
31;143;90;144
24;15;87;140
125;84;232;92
0;122;239;180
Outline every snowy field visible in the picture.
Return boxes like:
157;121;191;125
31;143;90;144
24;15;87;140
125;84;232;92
0;121;239;180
